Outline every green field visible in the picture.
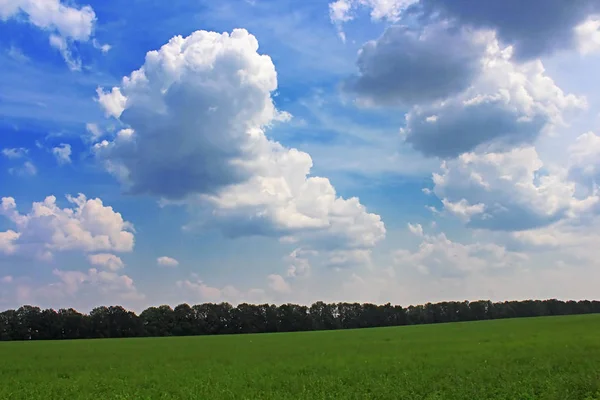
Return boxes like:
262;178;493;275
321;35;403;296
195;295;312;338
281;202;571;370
1;315;599;399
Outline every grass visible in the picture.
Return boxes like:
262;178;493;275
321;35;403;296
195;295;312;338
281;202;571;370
1;315;600;399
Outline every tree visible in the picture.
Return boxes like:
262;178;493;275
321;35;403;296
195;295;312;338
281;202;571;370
173;303;195;336
58;308;88;339
1;298;599;341
15;305;42;340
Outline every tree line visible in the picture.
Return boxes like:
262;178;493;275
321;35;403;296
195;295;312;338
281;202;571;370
1;299;599;341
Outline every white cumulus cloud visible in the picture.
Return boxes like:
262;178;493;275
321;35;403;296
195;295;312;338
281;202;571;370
400;32;585;157
0;194;134;260
431;146;594;231
94;29;385;270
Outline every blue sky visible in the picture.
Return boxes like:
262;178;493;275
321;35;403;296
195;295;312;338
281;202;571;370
1;0;600;312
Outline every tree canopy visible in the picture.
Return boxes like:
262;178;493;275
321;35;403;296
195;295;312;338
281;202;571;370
1;299;599;341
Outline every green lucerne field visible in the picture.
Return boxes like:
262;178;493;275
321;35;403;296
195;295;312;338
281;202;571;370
1;314;599;399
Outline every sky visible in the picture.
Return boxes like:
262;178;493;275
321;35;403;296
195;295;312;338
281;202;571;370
1;0;600;313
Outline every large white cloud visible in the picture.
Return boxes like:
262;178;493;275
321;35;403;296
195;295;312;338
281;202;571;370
0;0;98;69
430;146;596;231
95;29;385;270
199;140;385;251
0;194;134;260
400;33;585;158
343;22;584;158
94;29;282;199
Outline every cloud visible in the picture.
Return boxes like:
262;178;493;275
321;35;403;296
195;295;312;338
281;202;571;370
8;161;37;176
0;268;144;312
509;211;600;258
1;276;13;284
49;34;81;71
0;0;98;69
343;23;487;106
325;249;372;269
85;123;102;141
199;145;385;252
441;198;485;222
407;222;423;237
95;87;126;119
329;0;417;23
286;248;313;278
176;277;266;304
568;131;600;185
0;0;96;40
267;274;291;293
400;33;585;158
53;268;137;295
3;148;37;176
7;46;29;63
157;256;179;268
94;29;281;198
94;29;385;269
431;146;595;231
394;231;528;277
328;0;600;58
52;143;72;165
329;0;417;40
416;0;600;59
87;253;125;271
575;16;600;55
32;268;144;308
92;38;111;54
0;194;134;260
0;230;20;255
2;148;28;159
